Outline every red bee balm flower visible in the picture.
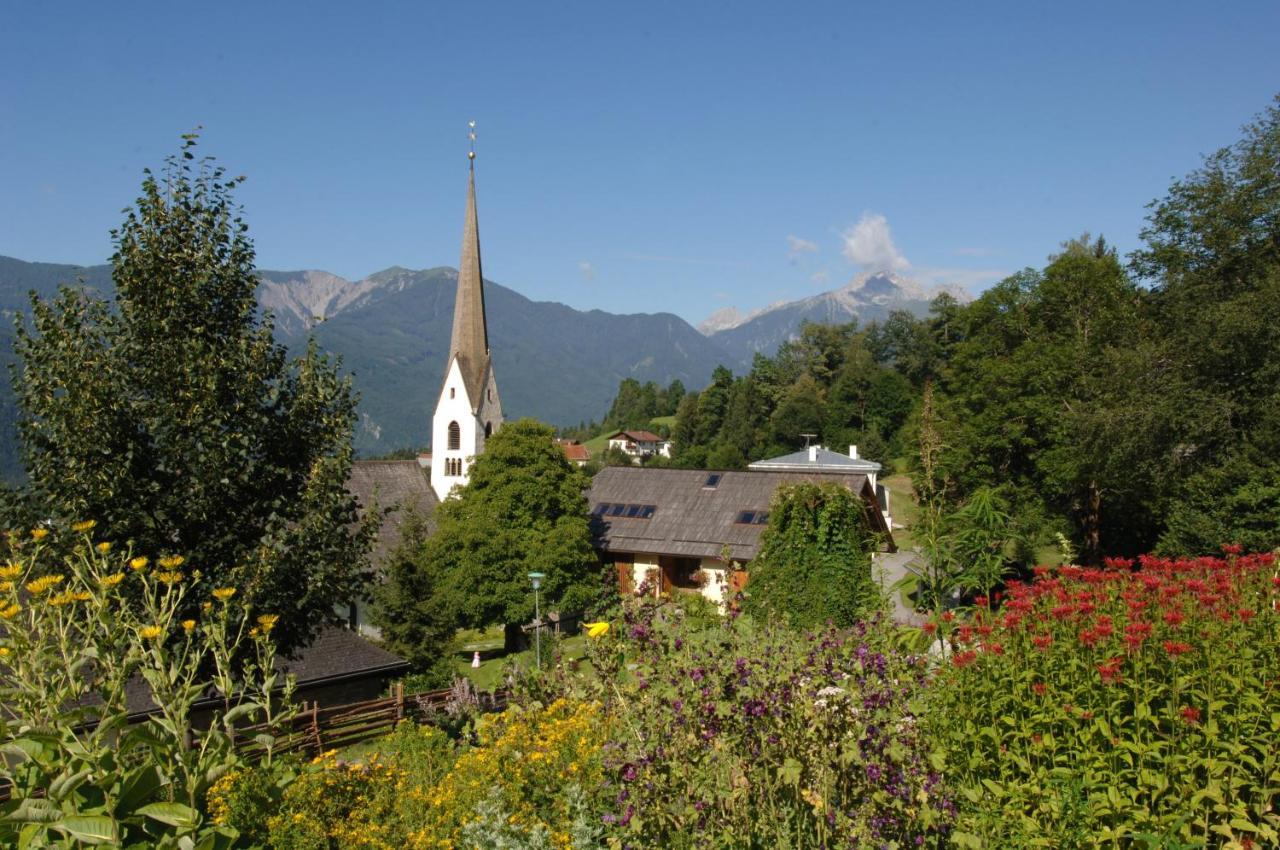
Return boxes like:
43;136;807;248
1180;705;1201;725
1032;682;1047;696
922;622;937;635
952;650;977;668
1163;640;1192;657
1032;634;1053;651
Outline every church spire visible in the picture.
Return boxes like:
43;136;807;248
449;123;491;407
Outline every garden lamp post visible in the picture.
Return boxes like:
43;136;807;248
528;572;546;670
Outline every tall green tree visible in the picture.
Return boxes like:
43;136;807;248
10;137;373;654
372;502;455;682
422;419;598;652
741;482;882;629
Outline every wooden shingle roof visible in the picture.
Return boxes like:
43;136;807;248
346;460;437;567
587;467;893;561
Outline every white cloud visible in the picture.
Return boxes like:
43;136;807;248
810;269;830;286
841;213;910;273
578;260;595;282
787;235;818;261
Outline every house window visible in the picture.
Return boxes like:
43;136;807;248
447;421;461;451
704;473;722;489
450;387;455;399
484;421;492;438
735;510;770;525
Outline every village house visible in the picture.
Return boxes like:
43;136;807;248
605;429;671;462
586;464;894;611
558;439;592;467
748;444;893;530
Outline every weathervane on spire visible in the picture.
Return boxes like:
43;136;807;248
468;120;476;161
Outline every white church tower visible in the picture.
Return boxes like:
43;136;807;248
430;136;503;500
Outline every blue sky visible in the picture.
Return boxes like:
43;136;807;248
2;1;1278;325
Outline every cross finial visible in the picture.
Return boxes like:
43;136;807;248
468;120;476;161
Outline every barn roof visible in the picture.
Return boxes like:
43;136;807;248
586;467;894;562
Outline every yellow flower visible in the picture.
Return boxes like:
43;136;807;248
71;519;97;533
30;528;48;541
201;602;213;613
0;602;20;619
249;627;260;637
0;563;22;580
0;647;10;658
129;556;149;571
95;541;111;554
25;574;65;596
257;614;279;632
181;619;196;633
0;581;11;593
155;570;184;585
72;591;91;602
585;621;610;639
212;587;236;602
138;625;163;640
158;555;185;569
48;590;79;607
100;572;125;588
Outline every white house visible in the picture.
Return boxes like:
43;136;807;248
605;429;670;462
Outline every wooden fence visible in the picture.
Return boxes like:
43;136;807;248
234;684;511;761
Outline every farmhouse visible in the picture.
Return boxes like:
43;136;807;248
604;429;670;461
587;466;894;610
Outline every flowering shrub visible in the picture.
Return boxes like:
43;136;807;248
926;550;1280;847
0;523;293;848
590;595;954;848
261;700;606;849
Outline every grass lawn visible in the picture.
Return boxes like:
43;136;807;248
455;630;592;692
882;472;919;550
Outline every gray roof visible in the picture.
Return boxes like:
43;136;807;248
448;161;493;407
748;446;882;474
587;467;893;562
346;460;437;567
121;627;408;717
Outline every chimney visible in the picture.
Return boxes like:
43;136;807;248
808;445;818;462
849;445;858;459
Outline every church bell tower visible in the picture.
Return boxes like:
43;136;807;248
430;126;503;500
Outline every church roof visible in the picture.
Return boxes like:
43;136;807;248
449;162;492;406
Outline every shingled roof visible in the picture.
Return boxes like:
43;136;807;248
448;161;493;408
587;467;894;562
346;460;437;567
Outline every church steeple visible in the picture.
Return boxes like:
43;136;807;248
430;122;503;501
449;155;491;407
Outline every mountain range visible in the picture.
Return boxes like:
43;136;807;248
0;256;963;479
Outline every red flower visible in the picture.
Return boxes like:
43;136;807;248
974;595;989;608
957;625;974;644
1032;634;1053;651
1163;640;1192;657
952;650;978;668
984;642;1005;656
977;624;993;637
1163;609;1185;627
941;610;955;623
1032;682;1047;696
922;621;938;635
1221;543;1243;556
1237;608;1255;622
1096;656;1124;685
1180;705;1201;725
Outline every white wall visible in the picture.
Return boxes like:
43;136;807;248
627;554;731;613
429;358;503;501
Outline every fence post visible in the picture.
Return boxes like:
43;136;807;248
395;681;405;723
309;701;321;756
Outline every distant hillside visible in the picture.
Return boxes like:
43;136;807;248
703;272;969;365
0;257;730;478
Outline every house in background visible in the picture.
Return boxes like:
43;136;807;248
749;445;893;530
586;466;894;611
605;429;670;462
558;439;592;467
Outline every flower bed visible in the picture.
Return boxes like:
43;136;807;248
925;550;1280;847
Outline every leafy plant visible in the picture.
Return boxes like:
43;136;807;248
0;523;296;848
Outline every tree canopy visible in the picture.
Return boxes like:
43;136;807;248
10;136;373;653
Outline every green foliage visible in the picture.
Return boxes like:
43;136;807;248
423;419;600;636
372;501;456;682
586;596;953;847
8;136;374;654
0;526;296;849
924;552;1280;847
741;482;882;628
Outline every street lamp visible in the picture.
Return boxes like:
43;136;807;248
528;572;546;670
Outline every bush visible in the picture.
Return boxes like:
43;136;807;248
924;550;1280;847
587;595;954;847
